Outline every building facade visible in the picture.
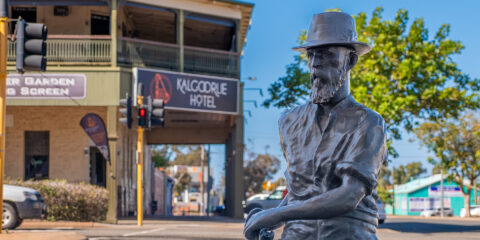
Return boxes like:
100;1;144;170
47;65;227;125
4;0;253;221
390;174;480;216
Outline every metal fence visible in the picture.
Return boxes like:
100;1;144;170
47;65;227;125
8;37;111;63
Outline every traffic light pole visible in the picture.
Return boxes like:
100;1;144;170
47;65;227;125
0;13;8;235
137;95;144;226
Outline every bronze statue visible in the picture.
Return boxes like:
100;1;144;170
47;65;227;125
244;12;387;240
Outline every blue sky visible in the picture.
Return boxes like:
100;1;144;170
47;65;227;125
225;0;480;182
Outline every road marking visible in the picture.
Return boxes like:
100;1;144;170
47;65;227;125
122;227;166;237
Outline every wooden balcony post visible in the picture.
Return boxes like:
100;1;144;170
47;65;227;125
110;0;118;67
176;9;184;72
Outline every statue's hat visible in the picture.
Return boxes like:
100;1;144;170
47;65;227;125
293;12;372;56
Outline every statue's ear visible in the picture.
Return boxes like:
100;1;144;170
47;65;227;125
348;52;358;70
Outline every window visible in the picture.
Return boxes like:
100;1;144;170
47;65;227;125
25;131;49;180
267;190;284;200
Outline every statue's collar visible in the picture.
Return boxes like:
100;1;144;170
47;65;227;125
314;94;354;114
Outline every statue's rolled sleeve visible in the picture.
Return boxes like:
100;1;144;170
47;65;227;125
334;115;387;195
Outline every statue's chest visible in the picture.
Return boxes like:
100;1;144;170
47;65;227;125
283;126;340;197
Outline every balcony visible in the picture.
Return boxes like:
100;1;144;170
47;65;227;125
8;35;240;79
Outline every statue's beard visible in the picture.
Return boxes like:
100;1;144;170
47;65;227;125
310;70;347;104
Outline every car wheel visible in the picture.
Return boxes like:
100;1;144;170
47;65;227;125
2;202;19;230
13;218;23;229
378;219;385;224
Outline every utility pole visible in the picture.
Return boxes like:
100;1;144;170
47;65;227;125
200;145;205;216
0;0;8;234
206;144;211;216
137;94;144;226
440;172;444;217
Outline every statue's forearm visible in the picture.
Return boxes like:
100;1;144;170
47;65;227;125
275;175;366;222
277;193;289;207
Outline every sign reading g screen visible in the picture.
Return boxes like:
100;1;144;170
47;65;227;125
134;68;239;115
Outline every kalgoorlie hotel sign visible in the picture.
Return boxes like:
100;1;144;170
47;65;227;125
134;68;238;115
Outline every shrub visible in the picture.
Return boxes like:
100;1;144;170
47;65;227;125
6;179;108;222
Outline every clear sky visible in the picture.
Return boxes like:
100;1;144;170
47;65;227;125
229;0;480;181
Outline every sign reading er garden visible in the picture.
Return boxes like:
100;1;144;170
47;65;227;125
134;68;238;114
6;74;86;99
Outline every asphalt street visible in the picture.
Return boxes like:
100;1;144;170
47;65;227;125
13;216;480;240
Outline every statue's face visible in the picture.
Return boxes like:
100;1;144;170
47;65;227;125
307;46;352;104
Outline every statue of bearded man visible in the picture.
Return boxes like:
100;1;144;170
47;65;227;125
244;12;387;240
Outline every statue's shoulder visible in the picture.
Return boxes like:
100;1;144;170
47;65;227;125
278;103;314;131
350;100;385;127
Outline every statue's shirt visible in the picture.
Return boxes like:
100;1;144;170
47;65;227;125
278;95;387;240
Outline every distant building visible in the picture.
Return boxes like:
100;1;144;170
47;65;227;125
390;174;480;216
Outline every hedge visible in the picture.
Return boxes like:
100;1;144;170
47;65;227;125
6;179;108;222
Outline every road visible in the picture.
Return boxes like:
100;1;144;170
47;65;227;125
13;216;480;240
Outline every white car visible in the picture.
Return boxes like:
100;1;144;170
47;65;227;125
2;184;45;229
460;205;480;217
377;199;386;224
247;193;269;201
420;207;453;217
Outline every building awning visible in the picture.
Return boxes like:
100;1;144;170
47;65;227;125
10;0;108;6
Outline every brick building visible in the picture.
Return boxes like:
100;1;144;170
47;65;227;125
4;0;253;221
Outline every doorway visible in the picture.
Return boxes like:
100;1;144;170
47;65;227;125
11;7;37;34
91;14;110;35
24;131;49;180
89;147;106;187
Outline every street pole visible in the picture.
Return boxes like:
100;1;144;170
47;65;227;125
137;95;144;226
440;172;444;217
206;144;211;216
0;0;8;233
200;145;205;216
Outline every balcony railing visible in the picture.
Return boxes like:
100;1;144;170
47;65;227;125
8;35;111;64
7;35;240;78
118;37;240;78
184;45;240;79
117;37;179;71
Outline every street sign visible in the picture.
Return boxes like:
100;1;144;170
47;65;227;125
133;68;239;116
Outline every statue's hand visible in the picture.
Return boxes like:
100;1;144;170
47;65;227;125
244;208;282;240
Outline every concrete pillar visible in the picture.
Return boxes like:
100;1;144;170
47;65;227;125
106;106;118;223
110;0;118;67
176;10;184;72
225;85;244;219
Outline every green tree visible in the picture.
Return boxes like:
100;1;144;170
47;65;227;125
377;166;393;205
392;161;426;184
263;7;480;157
414;112;480;217
174;171;192;196
151;145;171;168
244;152;281;195
171;145;203;166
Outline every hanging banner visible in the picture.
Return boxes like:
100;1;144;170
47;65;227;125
80;113;110;163
6;73;86;99
134;68;238;115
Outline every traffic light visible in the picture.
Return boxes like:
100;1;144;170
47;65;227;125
138;106;147;127
146;96;165;128
16;18;48;72
119;96;132;129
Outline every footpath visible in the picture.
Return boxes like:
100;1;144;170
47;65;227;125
0;220;93;240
